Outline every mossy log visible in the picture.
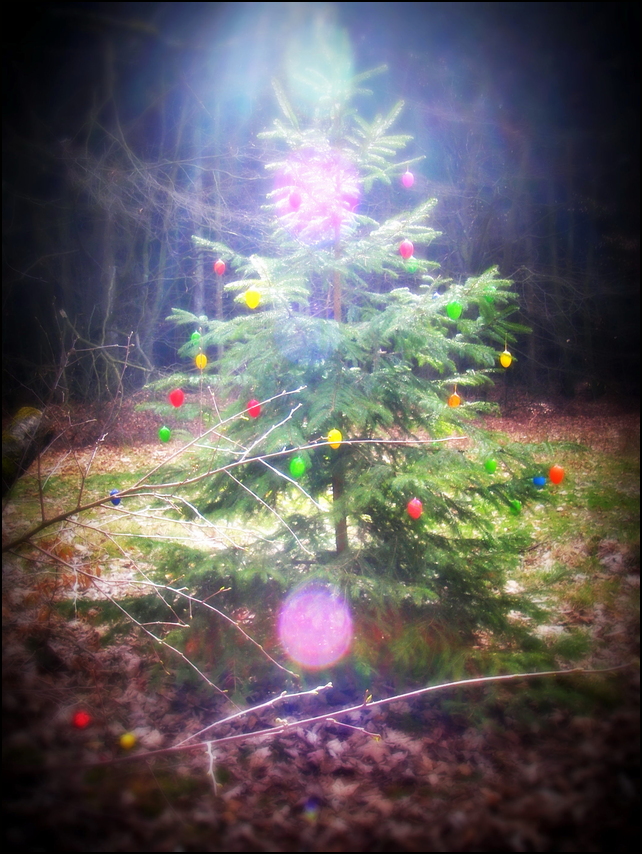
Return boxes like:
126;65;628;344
2;407;43;496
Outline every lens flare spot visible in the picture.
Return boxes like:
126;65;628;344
278;583;353;669
275;149;360;244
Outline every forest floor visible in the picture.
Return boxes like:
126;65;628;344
2;391;640;852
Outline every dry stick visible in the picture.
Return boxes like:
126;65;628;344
83;664;635;768
3;431;460;554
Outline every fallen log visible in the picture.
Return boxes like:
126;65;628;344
2;407;43;497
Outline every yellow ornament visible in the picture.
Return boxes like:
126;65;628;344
499;349;512;368
195;353;208;370
244;289;261;309
327;428;342;449
448;392;461;408
119;732;137;750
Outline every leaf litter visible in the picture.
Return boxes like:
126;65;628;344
3;395;639;851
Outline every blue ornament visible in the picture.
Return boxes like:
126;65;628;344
532;476;546;488
110;489;121;506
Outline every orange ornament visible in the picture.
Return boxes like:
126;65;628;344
448;392;461;408
549;464;565;485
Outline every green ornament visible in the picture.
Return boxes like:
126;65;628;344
484;458;497;473
289;456;306;478
158;426;171;443
190;331;201;342
509;499;522;515
483;293;495;305
446;301;463;320
406;259;419;273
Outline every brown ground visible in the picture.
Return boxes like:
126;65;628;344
2;393;639;852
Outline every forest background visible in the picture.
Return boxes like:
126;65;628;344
2;1;639;405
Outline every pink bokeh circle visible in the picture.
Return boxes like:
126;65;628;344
277;582;353;669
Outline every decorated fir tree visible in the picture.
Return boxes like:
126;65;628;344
150;66;541;684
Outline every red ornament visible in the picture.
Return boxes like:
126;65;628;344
72;710;92;729
289;191;301;210
168;389;185;408
402;171;415;188
549;464;565;485
214;259;226;276
247;399;261;418
399;240;414;260
407;498;423;520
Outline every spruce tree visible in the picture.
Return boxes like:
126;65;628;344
153;65;538;684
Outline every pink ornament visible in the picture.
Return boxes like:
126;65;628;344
402;171;415;188
399;240;414;260
247;399;261;418
407;498;423;520
214;259;226;276
289;191;301;210
168;389;185;408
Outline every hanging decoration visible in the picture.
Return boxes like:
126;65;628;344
244;289;261;309
72;710;92;729
509;499;522;515
407;498;423;519
484;458;497;474
109;489;121;506
446;301;463;320
195;353;207;371
289;190;302;210
289;456;306;478
448;392;461;408
549;464;565;485
190;331;201;343
405;259;419;273
327;428;342;449
401;170;415;188
214;259;226;276
499;338;513;368
168;389;185;408
247;399;261;418
158;426;171;443
399;239;414;260
533;475;546;488
119;732;137;750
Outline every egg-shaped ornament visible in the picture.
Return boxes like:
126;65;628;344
448;392;461;408
499;349;513;368
72;710;92;729
407;498;423;520
158;426;171;443
195;353;207;371
289;456;306;478
446;301;463;320
213;259;226;276
168;388;185;408
247;399;261;418
484;458;497;474
327;429;342;449
190;331;201;343
289;190;302;210
405;259;420;273
399;239;414;260
549;464;565;485
533;475;546;488
509;499;522;515
109;489;121;506
244;289;261;309
119;732;137;750
401;170;415;188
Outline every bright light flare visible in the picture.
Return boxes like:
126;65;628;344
278;582;353;669
275;149;360;244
